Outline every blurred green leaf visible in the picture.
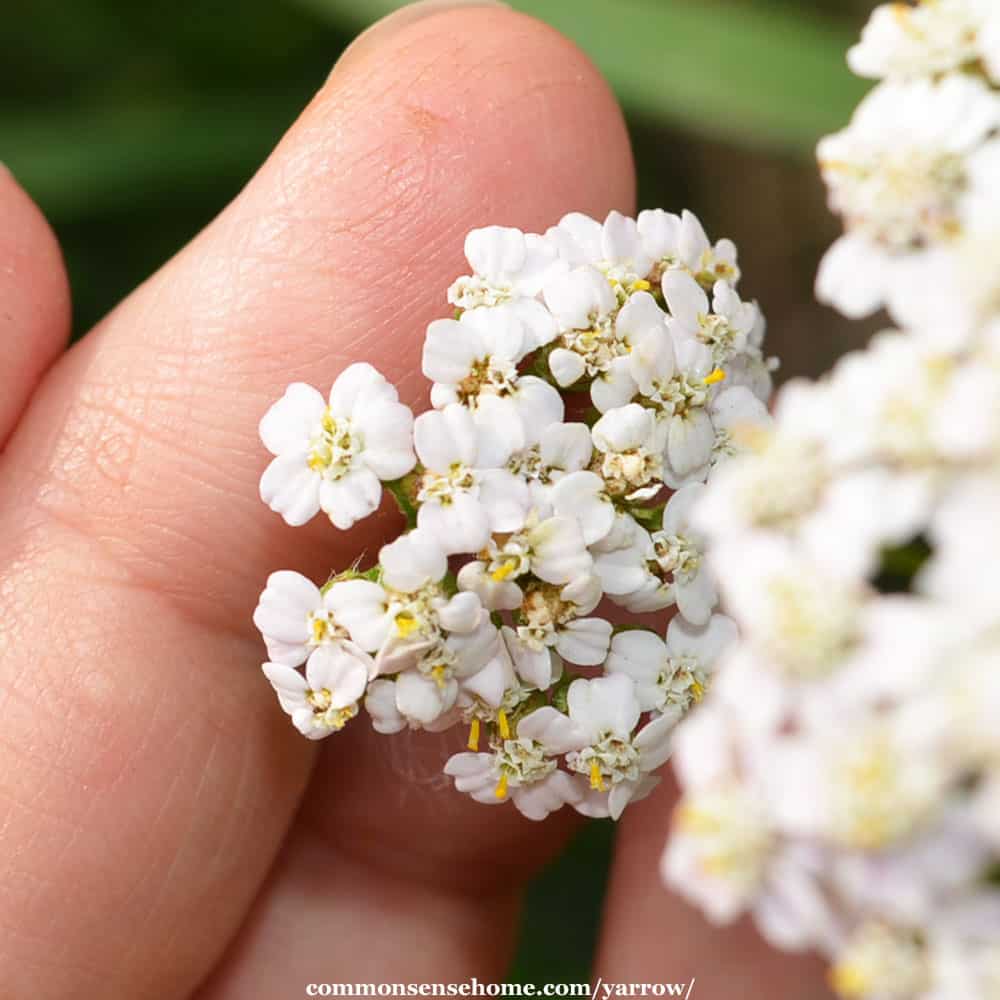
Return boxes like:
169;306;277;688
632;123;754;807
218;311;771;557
290;0;869;154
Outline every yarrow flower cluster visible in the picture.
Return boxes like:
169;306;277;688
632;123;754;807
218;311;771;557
254;208;774;822
665;6;1000;998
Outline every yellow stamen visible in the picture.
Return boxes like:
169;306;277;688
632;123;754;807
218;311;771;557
497;710;511;740
395;612;418;638
829;962;868;999
308;452;327;472
690;680;705;703
311;618;328;643
589;760;606;792
467;718;480;752
430;664;448;689
490;559;517;582
495;772;509;800
703;367;727;386
630;278;652;292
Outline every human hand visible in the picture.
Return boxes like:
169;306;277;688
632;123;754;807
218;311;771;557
0;5;832;996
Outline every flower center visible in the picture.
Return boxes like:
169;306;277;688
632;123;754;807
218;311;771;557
567;732;641;791
305;688;359;731
823;149;966;251
560;311;627;376
457;356;518;403
517;584;576;649
652;530;700;583
448;275;514;310
656;653;708;712
417;462;478;505
493;737;557;798
308;410;361;479
598;448;662;497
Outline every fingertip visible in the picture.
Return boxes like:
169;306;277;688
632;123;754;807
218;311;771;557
0;168;72;448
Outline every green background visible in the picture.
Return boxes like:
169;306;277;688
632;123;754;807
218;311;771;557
2;0;881;983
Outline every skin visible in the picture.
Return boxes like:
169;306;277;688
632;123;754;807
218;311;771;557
0;8;833;998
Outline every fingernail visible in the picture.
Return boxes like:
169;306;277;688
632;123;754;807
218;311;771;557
331;0;510;78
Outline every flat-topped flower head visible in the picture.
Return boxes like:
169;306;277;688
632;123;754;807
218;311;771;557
262;644;374;740
259;364;416;528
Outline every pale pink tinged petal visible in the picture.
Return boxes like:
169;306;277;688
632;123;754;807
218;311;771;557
592;403;653;453
324;580;389;653
374;634;432;677
319;467;382;530
254;571;320;643
590;358;638;413
635;713;675;771
437;592;484;635
572;782;612;819
460;655;508;707
551;470;614;545
602;210;651;273
517;706;588;755
252;605;311;647
478;469;530;533
548;347;587;388
262;662;308;715
261;638;309;668
675;570;717;626
815;234;887;319
510;298;559;351
356;402;416;479
569;674;639;738
529;516;591;585
513;376;564;434
516;234;560;296
661;482;705;534
396;671;455;725
443;751;494;780
259;382;327;455
540;421;592;472
462;305;525;362
556;617;612;666
305;647;370;708
616;290;667;342
472;396;524;468
608;780;640;821
413;407;459;470
667;409;715;477
512;771;582;821
328;362;398;418
557;212;603;261
365;679;406;734
448;617;499;674
379;530;447;592
606;629;667;686
667;613;737;666
421;318;482;384
260;452;321;526
678;209;711;264
502;629;556;690
662;270;708;329
593;546;648;596
637;208;681;259
464;225;526;280
711;385;770;432
417;493;491;556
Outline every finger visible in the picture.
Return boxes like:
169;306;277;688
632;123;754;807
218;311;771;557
594;776;833;997
0;8;634;999
0;165;71;447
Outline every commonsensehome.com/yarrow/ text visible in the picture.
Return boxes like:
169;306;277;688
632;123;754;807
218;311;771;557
305;980;697;998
